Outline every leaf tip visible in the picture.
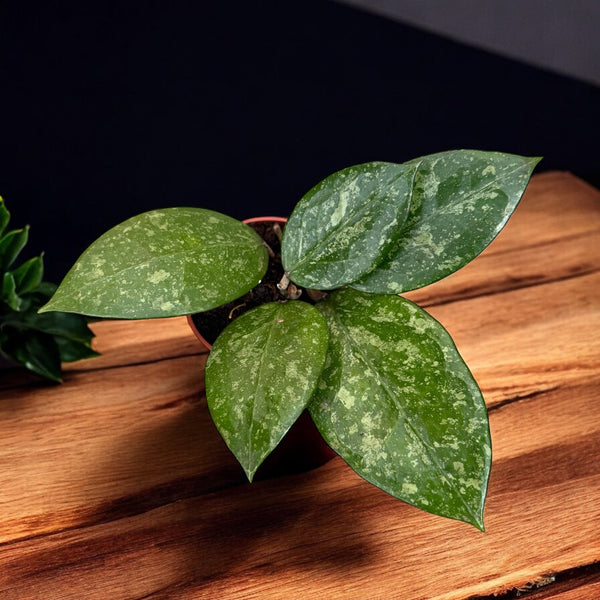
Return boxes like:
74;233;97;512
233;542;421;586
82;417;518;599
528;155;544;169
37;301;54;314
471;514;486;532
37;292;71;315
244;466;257;483
460;501;486;531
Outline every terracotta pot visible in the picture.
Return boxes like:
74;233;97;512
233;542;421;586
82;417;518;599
188;216;336;479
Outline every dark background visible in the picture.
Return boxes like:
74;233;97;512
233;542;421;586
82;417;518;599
1;0;598;282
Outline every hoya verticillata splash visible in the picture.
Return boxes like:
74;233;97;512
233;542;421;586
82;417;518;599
41;149;541;529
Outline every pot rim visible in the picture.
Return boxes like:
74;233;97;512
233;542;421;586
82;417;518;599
187;216;287;351
242;215;287;224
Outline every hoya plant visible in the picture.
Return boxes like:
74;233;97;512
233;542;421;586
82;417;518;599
41;150;540;529
0;197;97;381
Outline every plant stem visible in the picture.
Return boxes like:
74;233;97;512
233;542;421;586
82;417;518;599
306;288;328;302
228;303;247;319
287;284;302;300
277;272;291;292
277;272;302;300
262;240;275;258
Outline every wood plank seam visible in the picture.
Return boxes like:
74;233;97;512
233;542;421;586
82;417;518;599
467;560;600;599
487;385;563;412
65;350;207;377
420;265;600;309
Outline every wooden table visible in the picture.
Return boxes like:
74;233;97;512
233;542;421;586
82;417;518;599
1;172;599;599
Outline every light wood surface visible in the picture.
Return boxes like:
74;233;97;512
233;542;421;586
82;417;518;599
1;172;599;599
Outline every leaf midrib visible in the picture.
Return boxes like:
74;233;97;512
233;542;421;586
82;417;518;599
245;305;284;478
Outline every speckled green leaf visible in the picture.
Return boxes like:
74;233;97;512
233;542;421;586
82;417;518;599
205;301;329;481
310;288;491;529
352;151;541;293
39;208;269;318
281;162;417;289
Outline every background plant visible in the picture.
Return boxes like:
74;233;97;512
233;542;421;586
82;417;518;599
0;197;97;381
41;150;541;528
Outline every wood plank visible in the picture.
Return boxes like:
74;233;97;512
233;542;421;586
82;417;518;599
67;316;206;372
535;582;600;600
1;266;598;546
1;381;599;599
0;354;234;545
1;172;599;599
1;339;598;598
427;270;600;406
0;317;203;391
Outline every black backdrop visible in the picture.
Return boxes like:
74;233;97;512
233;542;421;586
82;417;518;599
2;1;598;281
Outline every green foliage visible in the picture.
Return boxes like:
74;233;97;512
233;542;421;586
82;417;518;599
40;150;541;527
0;198;97;381
311;289;490;530
282;161;416;289
205;301;329;481
353;151;542;292
41;208;269;318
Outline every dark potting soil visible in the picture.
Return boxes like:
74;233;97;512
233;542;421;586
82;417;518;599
190;221;313;345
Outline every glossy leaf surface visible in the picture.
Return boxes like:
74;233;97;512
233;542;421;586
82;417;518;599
353;151;541;293
40;208;269;318
282;162;416;289
310;288;491;529
206;301;329;481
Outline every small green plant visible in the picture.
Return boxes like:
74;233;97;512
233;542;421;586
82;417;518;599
0;197;97;381
41;150;540;528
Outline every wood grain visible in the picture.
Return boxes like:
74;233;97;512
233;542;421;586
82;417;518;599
0;172;599;599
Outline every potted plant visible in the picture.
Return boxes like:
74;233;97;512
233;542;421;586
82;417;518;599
40;150;541;530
